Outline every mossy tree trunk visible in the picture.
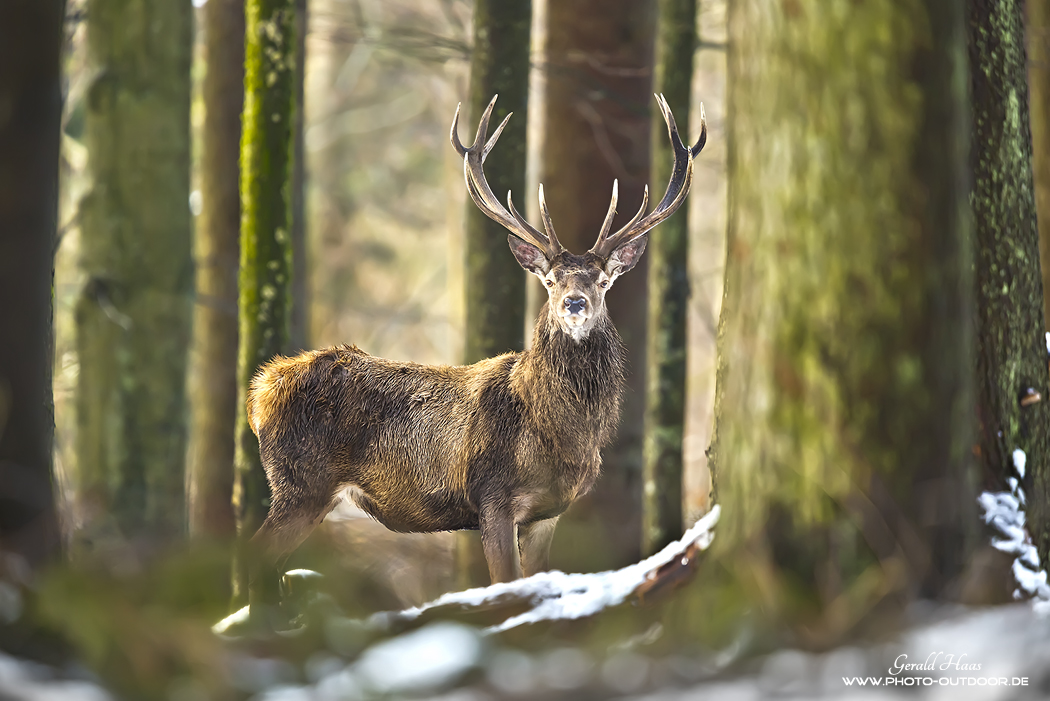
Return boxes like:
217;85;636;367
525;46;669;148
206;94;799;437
537;0;656;571
641;0;697;556
455;0;532;588
0;0;65;569
187;0;244;541
289;0;309;352
232;0;297;605
969;0;1050;562
1028;0;1050;330
710;0;975;645
76;0;193;546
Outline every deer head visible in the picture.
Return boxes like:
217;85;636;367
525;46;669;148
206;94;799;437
451;94;707;341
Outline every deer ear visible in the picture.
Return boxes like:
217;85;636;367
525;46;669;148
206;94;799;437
508;234;551;275
606;234;648;278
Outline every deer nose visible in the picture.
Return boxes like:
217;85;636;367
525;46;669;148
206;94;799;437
564;297;587;314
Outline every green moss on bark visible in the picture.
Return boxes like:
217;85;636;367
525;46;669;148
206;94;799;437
76;0;193;544
642;0;697;556
233;0;296;604
969;0;1050;563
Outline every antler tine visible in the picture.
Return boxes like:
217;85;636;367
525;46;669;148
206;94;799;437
453;94;555;254
537;184;563;254
595;180;619;246
589;94;705;258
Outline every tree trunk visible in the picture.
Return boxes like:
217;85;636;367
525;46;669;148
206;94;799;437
232;0;297;605
289;0;309;353
187;0;244;541
710;0;975;645
535;0;656;571
970;0;1050;563
1028;0;1050;331
455;0;532;589
641;0;697;556
0;0;65;569
76;0;193;546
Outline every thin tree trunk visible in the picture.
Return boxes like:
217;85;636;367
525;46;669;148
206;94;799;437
455;0;532;589
233;0;297;606
289;0;309;353
710;0;974;645
76;0;193;546
535;0;656;571
1028;0;1050;331
641;0;697;556
970;0;1050;563
187;0;244;541
0;0;65;569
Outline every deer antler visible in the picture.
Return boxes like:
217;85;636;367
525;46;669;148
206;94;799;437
589;94;707;259
451;95;563;258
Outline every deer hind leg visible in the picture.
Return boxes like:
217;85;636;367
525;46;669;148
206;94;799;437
518;516;560;577
479;500;523;583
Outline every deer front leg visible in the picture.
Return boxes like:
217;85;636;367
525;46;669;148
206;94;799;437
479;500;522;583
518;516;559;577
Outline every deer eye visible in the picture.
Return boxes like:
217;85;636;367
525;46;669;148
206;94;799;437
600;280;610;288
545;279;555;288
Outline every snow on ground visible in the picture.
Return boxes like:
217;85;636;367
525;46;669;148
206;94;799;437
977;448;1050;608
0;653;113;701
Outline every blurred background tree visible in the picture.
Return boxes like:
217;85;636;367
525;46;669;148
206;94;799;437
1030;0;1050;330
535;0;656;571
232;0;299;606
642;0;698;556
74;0;193;550
970;0;1050;563
709;0;976;646
0;0;65;571
186;0;244;543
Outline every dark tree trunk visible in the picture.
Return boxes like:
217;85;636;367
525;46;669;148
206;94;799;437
76;0;193;546
456;0;532;588
187;0;244;541
969;0;1050;562
641;0;697;556
0;0;65;569
1029;0;1050;331
709;0;975;645
233;0;297;605
536;0;656;571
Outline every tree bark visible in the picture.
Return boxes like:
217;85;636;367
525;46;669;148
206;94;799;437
641;0;697;556
289;0;309;353
0;0;65;569
232;0;297;605
454;0;532;589
535;0;656;571
187;0;244;541
76;0;193;545
970;0;1050;563
1028;0;1050;331
711;0;975;644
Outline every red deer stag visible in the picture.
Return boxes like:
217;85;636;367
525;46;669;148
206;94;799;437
246;94;706;608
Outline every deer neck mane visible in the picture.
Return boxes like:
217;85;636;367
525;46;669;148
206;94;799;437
513;303;626;441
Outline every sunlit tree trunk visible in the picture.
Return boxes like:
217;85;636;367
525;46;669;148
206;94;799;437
289;0;309;352
0;0;65;569
455;0;532;588
76;0;193;546
233;0;297;606
642;0;697;556
187;0;244;541
1028;0;1050;330
970;0;1050;562
709;0;975;645
535;0;656;571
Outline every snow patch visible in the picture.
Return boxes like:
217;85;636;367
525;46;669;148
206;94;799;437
978;447;1050;605
394;505;720;633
